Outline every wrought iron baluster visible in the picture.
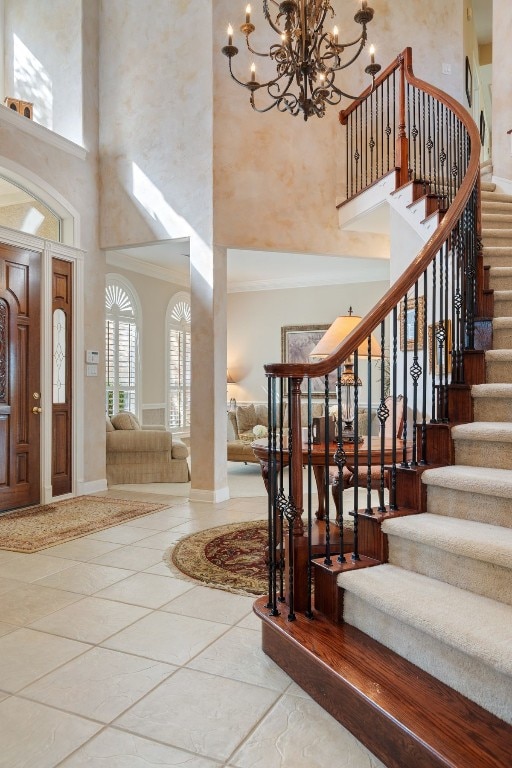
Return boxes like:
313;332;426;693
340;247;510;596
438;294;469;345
352;351;360;561
323;374;332;566
410;282;421;465
306;379;313;618
431;255;438;421
390;306;398;510
335;365;346;562
366;336;373;514
267;375;277;613
401;293;409;466
377;322;388;512
420;271;428;464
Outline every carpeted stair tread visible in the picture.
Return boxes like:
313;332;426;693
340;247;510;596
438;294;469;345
486;349;512;361
339;564;512;676
482;200;512;213
481;181;497;192
471;381;512;397
422;464;512;499
452;420;512;442
382;513;512;569
481;228;512;239
490;272;512;283
493;289;512;300
482;190;512;204
482;213;512;228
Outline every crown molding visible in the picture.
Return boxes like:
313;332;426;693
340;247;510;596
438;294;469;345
228;270;389;293
106;250;190;286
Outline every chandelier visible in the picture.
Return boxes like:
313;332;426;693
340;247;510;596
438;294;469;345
221;1;380;121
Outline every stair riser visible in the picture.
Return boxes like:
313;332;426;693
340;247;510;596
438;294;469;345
486;360;512;383
489;276;512;292
387;536;512;605
483;256;512;269
482;204;512;214
426;485;512;528
482;218;512;230
454;439;512;470
483;237;512;248
492;328;512;348
342;594;512;724
482;192;512;204
473;397;512;421
493;298;512;316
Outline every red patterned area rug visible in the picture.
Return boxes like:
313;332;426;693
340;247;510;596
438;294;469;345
0;496;168;553
166;520;268;596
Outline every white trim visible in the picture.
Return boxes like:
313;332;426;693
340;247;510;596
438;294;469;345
0;104;87;160
78;478;108;495
41;246;53;504
189;487;230;504
106;251;189;287
228;272;388;293
142;402;166;409
0;157;81;246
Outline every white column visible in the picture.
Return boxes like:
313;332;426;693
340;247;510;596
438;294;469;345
189;238;229;503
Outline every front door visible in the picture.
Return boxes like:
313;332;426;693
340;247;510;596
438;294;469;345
0;244;41;512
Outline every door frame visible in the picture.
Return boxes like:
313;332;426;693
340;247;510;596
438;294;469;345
0;226;85;505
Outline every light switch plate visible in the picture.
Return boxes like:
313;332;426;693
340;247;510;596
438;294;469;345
86;364;98;376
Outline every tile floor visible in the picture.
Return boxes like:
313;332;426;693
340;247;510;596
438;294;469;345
0;487;385;768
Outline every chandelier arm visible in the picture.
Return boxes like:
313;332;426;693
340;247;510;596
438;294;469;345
227;57;264;90
329;39;368;73
329;76;376;101
263;0;286;37
244;37;273;58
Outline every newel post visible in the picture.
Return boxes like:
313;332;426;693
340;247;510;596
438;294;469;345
395;52;409;188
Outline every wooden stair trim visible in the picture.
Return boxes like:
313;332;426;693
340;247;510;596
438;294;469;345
255;597;512;768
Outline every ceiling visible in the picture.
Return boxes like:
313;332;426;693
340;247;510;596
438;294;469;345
106;242;390;293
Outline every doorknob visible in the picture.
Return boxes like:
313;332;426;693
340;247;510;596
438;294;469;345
32;406;42;414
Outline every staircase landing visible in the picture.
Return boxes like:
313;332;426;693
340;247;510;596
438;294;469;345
255;597;512;768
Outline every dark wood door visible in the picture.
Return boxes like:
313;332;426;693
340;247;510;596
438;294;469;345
0;244;41;512
52;258;72;496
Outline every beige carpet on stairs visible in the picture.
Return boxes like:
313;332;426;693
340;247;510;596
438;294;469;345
339;170;512;726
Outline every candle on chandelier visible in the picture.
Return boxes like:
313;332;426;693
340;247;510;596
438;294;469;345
227;24;233;46
251;62;256;82
362;1;368;9
369;44;375;64
333;25;339;45
245;4;251;24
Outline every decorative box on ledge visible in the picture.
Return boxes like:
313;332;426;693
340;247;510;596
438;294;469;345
4;97;33;119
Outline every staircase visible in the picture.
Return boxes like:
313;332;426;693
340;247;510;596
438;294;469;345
339;175;512;729
256;51;512;766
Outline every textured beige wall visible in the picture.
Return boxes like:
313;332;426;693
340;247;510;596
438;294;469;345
213;0;464;260
0;200;59;239
4;0;83;144
492;0;512;180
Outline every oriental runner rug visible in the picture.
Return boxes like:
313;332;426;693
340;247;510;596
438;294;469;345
0;495;168;553
166;520;268;596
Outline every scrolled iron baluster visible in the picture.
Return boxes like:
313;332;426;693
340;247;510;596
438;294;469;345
323;374;332;566
390;306;399;509
305;379;313;618
410;282;422;465
377;321;388;511
352;352;360;561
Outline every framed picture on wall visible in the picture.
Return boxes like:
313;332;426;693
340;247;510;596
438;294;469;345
428;320;452;376
399;296;425;351
281;324;338;397
479;110;486;145
465;57;472;108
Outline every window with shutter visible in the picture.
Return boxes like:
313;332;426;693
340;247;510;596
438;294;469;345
167;294;191;431
105;277;140;417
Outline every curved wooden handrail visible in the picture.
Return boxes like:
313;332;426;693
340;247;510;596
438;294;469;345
265;47;481;380
338;54;402;126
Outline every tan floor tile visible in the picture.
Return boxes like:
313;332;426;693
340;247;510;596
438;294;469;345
29;596;151;643
0;553;78;582
143;561;182;577
162;585;255;625
102;610;228;665
130;530;187;550
96;572;194;608
0;576;26;596
0;583;83;626
23;646;175;723
0;628;89;692
114;667;279;762
40;538;123;562
58;728;220;767
0;691;9;702
90;545;165;570
0;621;17;638
0;696;101;767
230;694;386;768
35;562;135;595
187;626;291;692
237;611;261;631
86;524;159;545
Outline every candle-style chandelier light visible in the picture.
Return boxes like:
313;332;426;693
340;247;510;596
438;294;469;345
221;1;380;121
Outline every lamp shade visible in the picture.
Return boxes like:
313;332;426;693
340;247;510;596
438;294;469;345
309;312;381;360
227;369;235;384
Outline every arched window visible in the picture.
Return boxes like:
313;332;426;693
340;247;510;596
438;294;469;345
166;293;191;431
105;275;141;417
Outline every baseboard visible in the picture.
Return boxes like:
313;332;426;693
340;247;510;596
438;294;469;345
77;478;108;495
189;486;230;503
492;175;512;195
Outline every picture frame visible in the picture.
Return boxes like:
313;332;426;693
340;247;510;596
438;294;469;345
399;296;425;352
428;320;452;376
281;324;338;397
479;110;486;145
465;57;472;108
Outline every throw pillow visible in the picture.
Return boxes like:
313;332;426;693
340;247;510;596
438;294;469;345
236;403;257;433
111;411;141;430
106;416;115;432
